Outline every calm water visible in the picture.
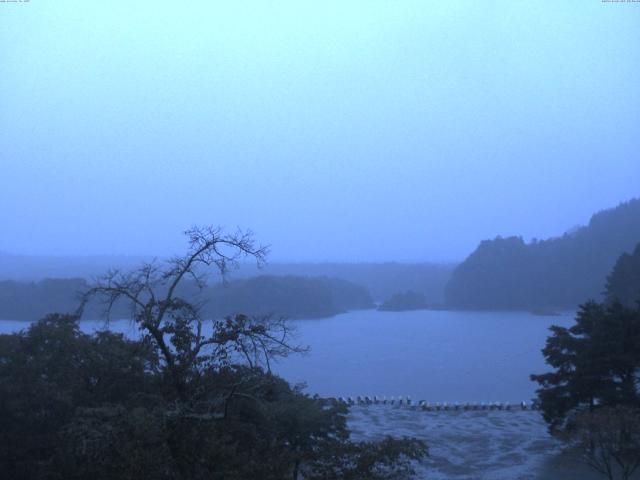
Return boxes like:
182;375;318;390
0;309;574;403
274;309;574;403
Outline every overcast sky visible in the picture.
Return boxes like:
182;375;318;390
1;1;639;262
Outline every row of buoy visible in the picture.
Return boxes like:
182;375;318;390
335;396;538;411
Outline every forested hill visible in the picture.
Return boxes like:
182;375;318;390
203;275;373;319
0;275;373;321
445;198;640;310
0;256;454;305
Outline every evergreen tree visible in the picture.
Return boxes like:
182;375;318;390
605;243;640;307
531;301;640;432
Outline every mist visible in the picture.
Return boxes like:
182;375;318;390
2;1;638;262
2;3;640;480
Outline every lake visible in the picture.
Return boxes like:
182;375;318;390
0;309;574;403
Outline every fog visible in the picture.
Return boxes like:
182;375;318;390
1;1;639;262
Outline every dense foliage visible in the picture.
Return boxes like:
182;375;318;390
0;227;426;479
445;198;640;309
531;301;640;431
605;243;640;308
529;249;640;479
0;315;426;480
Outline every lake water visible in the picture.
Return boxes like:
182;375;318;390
274;309;574;403
0;309;574;403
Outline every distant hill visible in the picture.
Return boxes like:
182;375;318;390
201;275;373;319
0;275;373;321
0;278;88;321
445;198;640;310
378;290;428;312
0;254;455;304
233;262;455;303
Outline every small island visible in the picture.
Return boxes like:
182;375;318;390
378;290;428;311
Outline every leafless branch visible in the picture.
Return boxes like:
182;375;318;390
79;226;302;396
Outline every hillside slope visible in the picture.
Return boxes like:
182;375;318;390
445;198;640;309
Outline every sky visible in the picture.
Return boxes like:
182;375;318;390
1;1;639;262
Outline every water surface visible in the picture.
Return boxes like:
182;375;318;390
0;309;573;402
273;309;574;402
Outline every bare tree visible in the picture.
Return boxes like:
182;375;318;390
79;226;306;396
563;406;640;480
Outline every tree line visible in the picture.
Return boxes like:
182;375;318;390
0;275;373;321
